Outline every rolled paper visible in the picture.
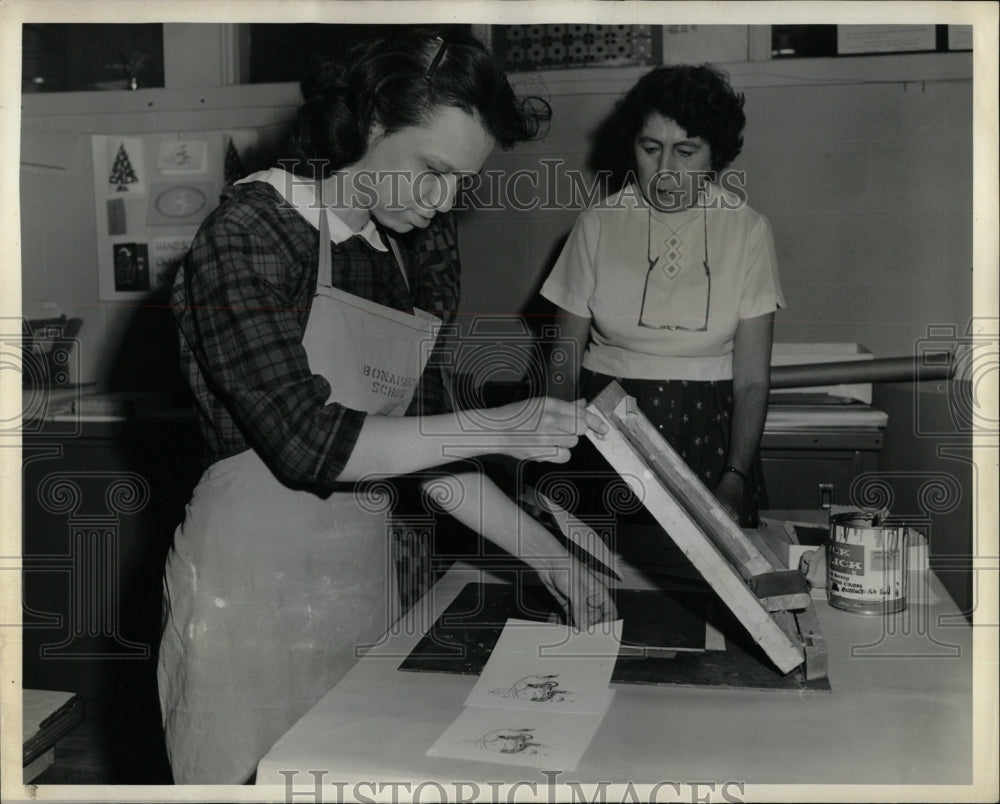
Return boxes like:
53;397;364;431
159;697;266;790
770;355;954;389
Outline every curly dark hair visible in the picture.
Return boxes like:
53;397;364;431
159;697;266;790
282;27;551;177
617;65;746;172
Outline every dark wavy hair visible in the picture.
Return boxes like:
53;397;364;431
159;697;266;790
617;65;746;172
282;27;551;177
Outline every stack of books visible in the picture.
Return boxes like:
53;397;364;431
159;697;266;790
22;689;85;783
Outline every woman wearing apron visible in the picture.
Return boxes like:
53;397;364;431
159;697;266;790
158;30;616;784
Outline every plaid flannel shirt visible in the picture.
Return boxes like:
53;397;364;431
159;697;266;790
172;181;460;493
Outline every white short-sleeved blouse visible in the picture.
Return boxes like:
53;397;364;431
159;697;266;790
540;183;785;381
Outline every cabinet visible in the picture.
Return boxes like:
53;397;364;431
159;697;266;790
22;416;202;695
21;415;202;781
759;428;884;510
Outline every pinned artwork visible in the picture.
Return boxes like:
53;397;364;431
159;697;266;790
157;139;208;174
224;139;245;186
224;130;259;186
151;236;194;290
146;182;215;227
112;242;150;292
106;137;146;195
92;129;258;300
106;198;127;235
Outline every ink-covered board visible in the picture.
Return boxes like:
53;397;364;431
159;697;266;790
399;582;830;693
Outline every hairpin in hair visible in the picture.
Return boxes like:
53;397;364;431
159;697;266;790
425;37;449;81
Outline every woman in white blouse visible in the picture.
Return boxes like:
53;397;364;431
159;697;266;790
542;64;785;527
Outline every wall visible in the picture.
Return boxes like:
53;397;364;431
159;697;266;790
19;28;974;389
20;82;299;391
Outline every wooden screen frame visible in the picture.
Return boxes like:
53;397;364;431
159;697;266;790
587;381;805;675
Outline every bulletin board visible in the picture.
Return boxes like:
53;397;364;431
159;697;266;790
91;129;259;301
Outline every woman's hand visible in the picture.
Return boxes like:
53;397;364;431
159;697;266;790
477;397;608;463
533;555;618;629
712;472;744;522
798;547;827;589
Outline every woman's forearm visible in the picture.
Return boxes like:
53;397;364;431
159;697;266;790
727;380;769;472
420;471;616;627
713;314;774;518
726;312;775;472
421;471;559;564
337;398;607;482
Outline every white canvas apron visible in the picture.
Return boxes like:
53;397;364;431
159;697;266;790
158;210;439;784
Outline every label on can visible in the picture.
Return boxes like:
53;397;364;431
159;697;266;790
827;512;908;615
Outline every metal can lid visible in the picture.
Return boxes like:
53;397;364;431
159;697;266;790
830;510;881;528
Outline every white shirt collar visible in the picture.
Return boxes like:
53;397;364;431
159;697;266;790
237;167;387;251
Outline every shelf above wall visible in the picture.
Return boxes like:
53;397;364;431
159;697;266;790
22;23;973;122
506;51;972;97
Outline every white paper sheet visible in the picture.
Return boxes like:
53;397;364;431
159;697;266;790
429;618;620;769
705;617;726;651
427;703;611;771
464;619;621;714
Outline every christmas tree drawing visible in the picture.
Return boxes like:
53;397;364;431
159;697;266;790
224;138;245;186
109;143;139;192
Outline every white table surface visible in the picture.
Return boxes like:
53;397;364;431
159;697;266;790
256;561;973;792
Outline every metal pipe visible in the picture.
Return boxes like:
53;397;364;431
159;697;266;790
769;354;954;389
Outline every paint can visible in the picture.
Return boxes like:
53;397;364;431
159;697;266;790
827;511;908;614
